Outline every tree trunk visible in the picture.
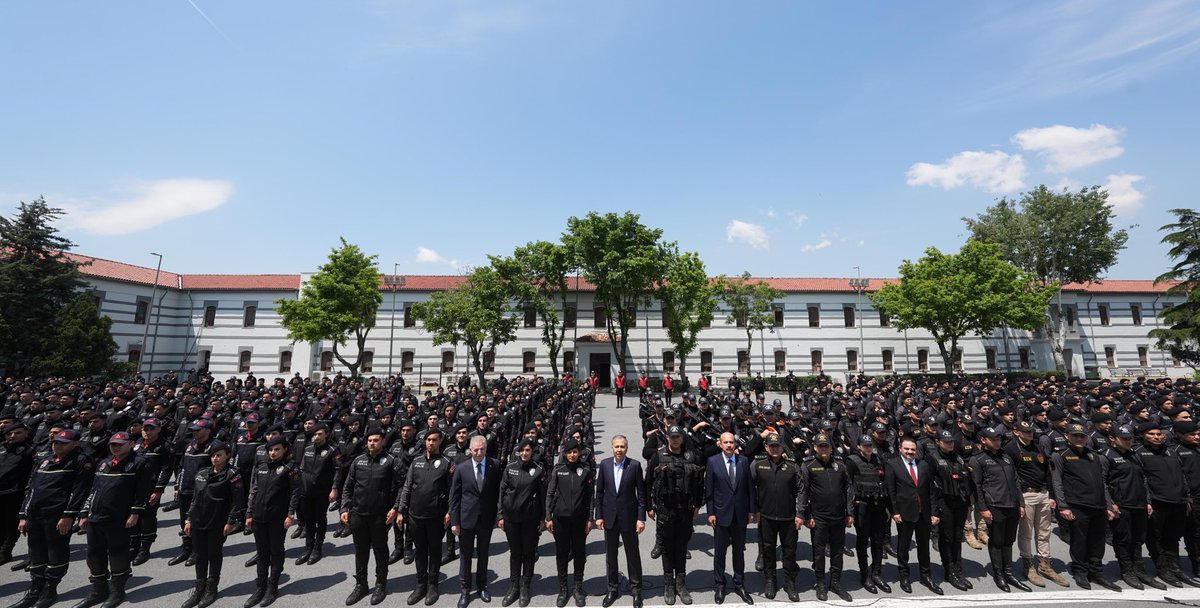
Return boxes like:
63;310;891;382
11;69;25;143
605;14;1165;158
470;342;486;391
678;354;688;390
1045;309;1067;372
744;330;753;375
935;339;954;376
332;342;360;379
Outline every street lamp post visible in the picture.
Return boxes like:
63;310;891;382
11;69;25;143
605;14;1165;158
384;268;405;376
140;252;163;378
849;269;869;376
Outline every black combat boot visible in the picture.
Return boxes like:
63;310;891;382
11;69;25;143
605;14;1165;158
72;579;109;608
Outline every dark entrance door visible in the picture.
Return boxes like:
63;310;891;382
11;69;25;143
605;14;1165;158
589;353;612;388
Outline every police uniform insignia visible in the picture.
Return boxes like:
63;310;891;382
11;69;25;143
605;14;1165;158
576;468;584;476
433;459;442;468
276;465;284;474
83;461;93;470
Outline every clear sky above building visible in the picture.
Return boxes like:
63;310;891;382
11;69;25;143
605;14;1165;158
1;1;1195;279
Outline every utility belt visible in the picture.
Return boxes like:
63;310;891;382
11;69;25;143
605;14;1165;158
1020;484;1047;493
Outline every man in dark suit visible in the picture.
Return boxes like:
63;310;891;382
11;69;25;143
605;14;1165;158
450;436;503;608
594;435;647;608
884;436;943;594
705;432;757;605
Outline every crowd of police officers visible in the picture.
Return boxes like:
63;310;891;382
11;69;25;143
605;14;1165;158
4;371;1200;608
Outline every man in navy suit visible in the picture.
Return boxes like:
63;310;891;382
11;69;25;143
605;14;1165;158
884;436;943;595
705;432;757;605
450;436;503;608
594;435;646;608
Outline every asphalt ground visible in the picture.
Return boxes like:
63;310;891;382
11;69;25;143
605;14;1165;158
4;391;1200;608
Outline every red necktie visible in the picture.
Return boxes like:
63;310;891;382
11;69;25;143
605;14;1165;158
909;461;921;511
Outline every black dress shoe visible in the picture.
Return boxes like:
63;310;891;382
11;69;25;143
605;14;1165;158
920;576;943;595
1004;574;1032;592
714;588;726;604
601;591;618;608
871;574;891;593
457;593;470;608
994;576;1010;592
1089;577;1122;592
861;574;877;594
732;587;753;605
899;579;911;593
830;583;852;602
1074;576;1091;590
480;590;492;602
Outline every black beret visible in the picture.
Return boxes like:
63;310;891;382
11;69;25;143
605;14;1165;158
562;438;580;452
1136;421;1161;434
1174;420;1199;435
1048;409;1068;421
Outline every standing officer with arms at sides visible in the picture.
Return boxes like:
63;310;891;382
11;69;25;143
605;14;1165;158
180;441;244;608
970;426;1029;592
0;422;35;567
705;432;756;605
449;436;501;608
296;423;339;566
845;434;890;594
614;372;626;409
798;433;854;602
244;437;302;608
594;435;647;608
928;429;972;591
1051;422;1121;591
11;429;94;608
75;432;152;608
1006;421;1070;587
1104;424;1166;590
751;432;802;602
546;438;594;608
397;428;453;607
884;436;942;595
129;418;172;567
341;427;405;607
170;419;216;568
647;425;703;606
499;438;548;608
1135;421;1200;586
1172;420;1200;578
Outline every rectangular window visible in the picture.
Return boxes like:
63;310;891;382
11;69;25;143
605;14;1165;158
523;351;536;374
843;306;855;328
441;351;454;373
361;351;373;373
403;305;415;328
1065;306;1076;328
401;351;414;373
954;348;964;371
134;298;150;324
200;350;211;370
563;305;576;329
483;350;495;373
593;306;607;329
1131;304;1143;326
627;305;637;328
1063;348;1073;374
239;350;252;373
663;351;675;373
128;348;142;364
90;291;104;311
985;348;997;370
279;351;292;373
882;349;894;372
774;350;786;373
203;305;216;327
1105;347;1116;368
1138;346;1149;367
811;350;823;373
736;311;746;328
320;351;333;372
773;305;784;328
879;311;890;327
808;305;820;328
524;307;537;329
847;349;858;372
563;351;575;373
1019;347;1031;369
243;305;257;328
1098;304;1110;326
917;349;929;372
701;351;713;373
737;350;750;373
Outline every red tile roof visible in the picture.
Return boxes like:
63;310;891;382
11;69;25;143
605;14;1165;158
183;274;301;290
67;253;182;288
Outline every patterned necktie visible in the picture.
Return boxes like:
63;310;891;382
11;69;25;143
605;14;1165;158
477;462;484;490
728;457;737;490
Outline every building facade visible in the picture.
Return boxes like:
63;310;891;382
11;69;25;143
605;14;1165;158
73;253;1187;385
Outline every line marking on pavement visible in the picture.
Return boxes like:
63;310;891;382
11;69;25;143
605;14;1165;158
632;587;1200;608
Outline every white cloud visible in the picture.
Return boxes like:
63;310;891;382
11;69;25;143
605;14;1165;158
725;220;769;250
800;239;832;252
1103;173;1145;215
64;178;233;236
786;212;808;227
1012;124;1125;172
415;246;460;268
906;150;1026;193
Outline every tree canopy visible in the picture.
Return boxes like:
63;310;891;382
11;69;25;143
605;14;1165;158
33;294;123;378
1149;208;1200;369
871;240;1054;374
715;271;784;374
657;247;715;381
276;238;382;378
490;240;573;377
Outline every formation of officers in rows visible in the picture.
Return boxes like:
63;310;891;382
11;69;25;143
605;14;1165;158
4;372;1200;608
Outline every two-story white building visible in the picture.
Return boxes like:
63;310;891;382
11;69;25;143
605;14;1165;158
72;253;1187;385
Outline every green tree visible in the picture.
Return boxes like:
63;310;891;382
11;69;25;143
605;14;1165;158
0;198;86;375
964;185;1130;371
276;238;382;378
563;212;671;376
411;265;519;388
490;240;573;377
715;272;783;374
657;247;715;383
1149;208;1200;369
33;294;121;378
871;240;1055;375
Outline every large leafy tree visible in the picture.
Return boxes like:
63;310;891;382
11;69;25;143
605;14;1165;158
276;238;382;378
657;247;716;382
964;185;1130;371
871;240;1055;374
411;265;519;388
0;198;86;375
33;294;122;378
1149;208;1200;369
715;271;783;374
490;240;573;377
563;212;671;377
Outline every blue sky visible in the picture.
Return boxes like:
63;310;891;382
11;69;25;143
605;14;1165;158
2;1;1197;279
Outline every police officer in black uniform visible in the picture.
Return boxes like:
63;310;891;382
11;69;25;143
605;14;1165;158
1104;424;1165;590
296;423;339;566
76;431;153;608
12;429;94;608
545;438;594;608
180;440;244;608
647;425;703;606
1135;421;1199;587
751;432;802;602
244;437;302;607
0;422;34;567
1050;422;1120;591
929;429;972;591
798;433;854;602
845;434;890;594
340;427;405;607
499;438;548;608
396;428;453;607
129;418;172;566
169;420;216;568
970;426;1028;592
